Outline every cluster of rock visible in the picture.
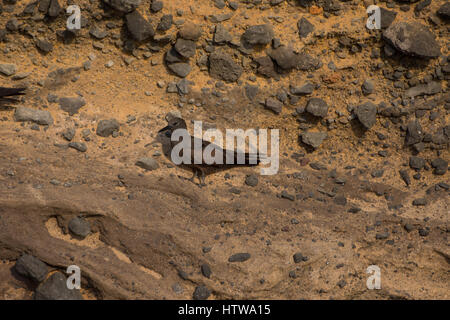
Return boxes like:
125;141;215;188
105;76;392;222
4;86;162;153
165;22;201;78
14;254;83;300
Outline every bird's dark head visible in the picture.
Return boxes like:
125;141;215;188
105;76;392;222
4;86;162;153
158;116;187;137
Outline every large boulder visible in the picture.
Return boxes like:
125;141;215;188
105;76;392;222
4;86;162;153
383;22;441;58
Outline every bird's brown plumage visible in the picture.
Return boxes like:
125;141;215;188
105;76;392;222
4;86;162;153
156;116;262;185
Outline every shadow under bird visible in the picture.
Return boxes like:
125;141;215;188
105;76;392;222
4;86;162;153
0;87;26;107
155;115;264;186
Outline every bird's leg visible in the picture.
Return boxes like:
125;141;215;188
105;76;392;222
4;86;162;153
188;168;198;183
198;168;206;187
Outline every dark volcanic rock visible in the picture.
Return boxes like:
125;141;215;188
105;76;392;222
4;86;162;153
14;255;48;283
296;52;321;71
167;63;191;78
361;79;374;95
265;98;282;114
383;22;441;58
379;7;397;29
157;14;173;32
48;0;61;17
174;38;196;58
355;102;377;130
150;0;163;12
103;0;141;13
36;39;53;53
405;121;423;146
214;24;232;45
405;82;441;98
301;132;327;149
125;10;154;42
59;97;86;115
399;169;411;186
255;56;278;78
293;252;308;263
68;217;91;239
431;158;448;175
268;46;297;70
39;0;51;13
165;47;184;64
306;98;328;118
290;82;314;95
201;264;212;278
193;285;211;300
409;156;425;170
412;198;427;206
228;253;251;262
89;26;108;40
35;272;83;300
209;51;243;82
298;17;314;38
241;24;273;47
14;107;53;125
245;174;259;187
96;119;120;137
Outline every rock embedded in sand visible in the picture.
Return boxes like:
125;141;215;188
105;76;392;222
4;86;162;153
14;106;54;125
36;38;53;53
48;0;62;17
167;62;191;78
136;157;159;171
241;24;274;47
208;51;243;82
157;14;173;32
103;0;141;13
0;63;17;76
405;82;441;98
355;102;377;130
431;158;448;175
297;17;314;38
405;121;423;146
125;10;154;42
245;174;259;187
58;97;86;115
265;98;283;114
293;252;308;263
290;82;314;95
228;253;251;262
174;38;196;58
14;254;48;283
193;285;211;300
68;217;91;239
268;46;298;70
383;22;441;58
178;22;202;41
301;131;327;149
150;0;163;12
34;272;83;300
68;142;87;152
305;98;328;118
96;119;120;137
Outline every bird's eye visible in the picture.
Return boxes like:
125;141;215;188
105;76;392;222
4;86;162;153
165;131;171;137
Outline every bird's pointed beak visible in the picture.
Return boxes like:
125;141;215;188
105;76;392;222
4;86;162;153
158;125;171;133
